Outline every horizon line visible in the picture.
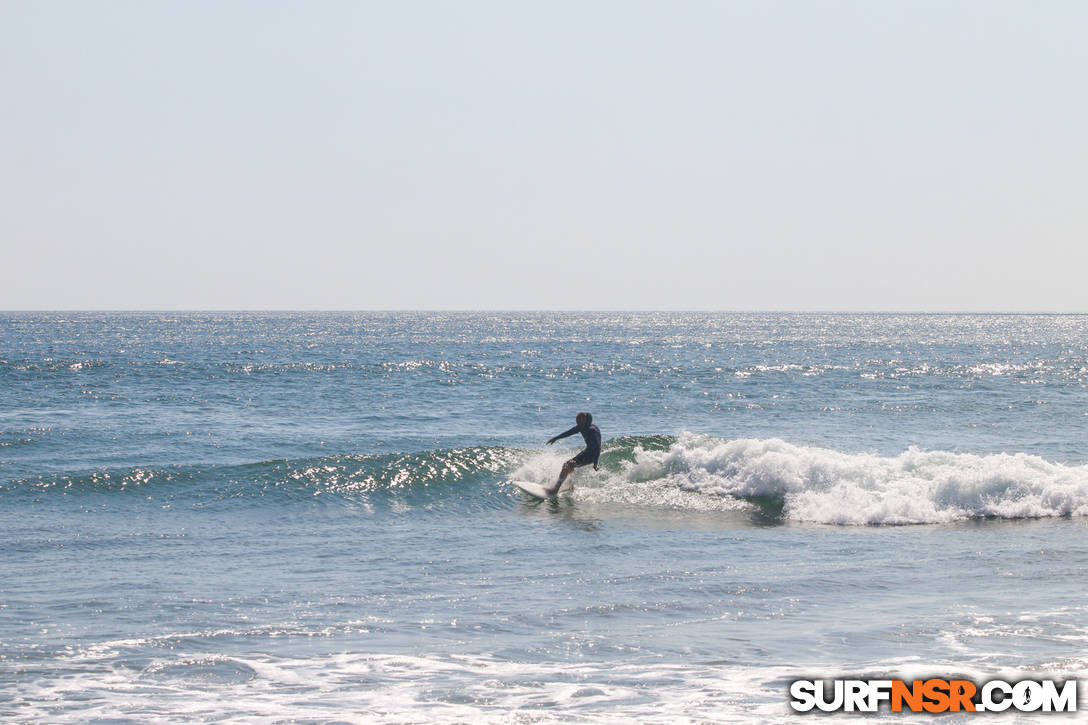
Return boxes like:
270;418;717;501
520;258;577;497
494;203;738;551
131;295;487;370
2;309;1086;315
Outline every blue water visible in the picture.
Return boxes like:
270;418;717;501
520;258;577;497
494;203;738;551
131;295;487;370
3;313;1088;722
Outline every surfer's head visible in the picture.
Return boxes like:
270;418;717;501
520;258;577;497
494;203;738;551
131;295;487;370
577;412;592;427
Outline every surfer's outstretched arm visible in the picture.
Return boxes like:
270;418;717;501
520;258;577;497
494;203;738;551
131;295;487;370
546;425;580;445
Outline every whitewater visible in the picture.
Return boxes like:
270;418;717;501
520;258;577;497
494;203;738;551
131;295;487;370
3;312;1088;722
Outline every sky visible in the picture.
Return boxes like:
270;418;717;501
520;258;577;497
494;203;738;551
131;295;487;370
1;0;1085;311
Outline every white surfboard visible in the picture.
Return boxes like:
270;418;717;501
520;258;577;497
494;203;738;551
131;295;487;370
511;480;554;499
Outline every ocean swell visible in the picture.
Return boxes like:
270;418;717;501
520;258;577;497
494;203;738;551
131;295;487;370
4;447;524;502
10;434;1088;525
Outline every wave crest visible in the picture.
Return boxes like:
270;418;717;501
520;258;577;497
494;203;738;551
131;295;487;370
617;434;1088;524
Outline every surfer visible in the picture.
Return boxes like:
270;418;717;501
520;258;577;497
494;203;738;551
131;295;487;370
544;412;601;495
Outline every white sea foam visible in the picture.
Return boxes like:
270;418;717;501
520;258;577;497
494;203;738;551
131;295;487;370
0;651;829;724
530;434;1088;525
10;649;1085;724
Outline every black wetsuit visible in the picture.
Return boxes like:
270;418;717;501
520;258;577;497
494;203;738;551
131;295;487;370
554;422;601;467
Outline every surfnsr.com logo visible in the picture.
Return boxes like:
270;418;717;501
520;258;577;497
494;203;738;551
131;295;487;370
789;678;1077;714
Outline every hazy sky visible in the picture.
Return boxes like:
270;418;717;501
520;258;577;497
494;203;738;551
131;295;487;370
2;1;1085;311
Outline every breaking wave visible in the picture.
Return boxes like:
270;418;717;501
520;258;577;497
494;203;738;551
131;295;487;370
10;434;1088;525
583;434;1088;525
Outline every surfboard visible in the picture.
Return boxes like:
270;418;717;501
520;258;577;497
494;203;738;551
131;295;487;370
511;480;554;499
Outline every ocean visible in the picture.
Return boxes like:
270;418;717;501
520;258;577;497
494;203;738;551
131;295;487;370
2;312;1087;722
